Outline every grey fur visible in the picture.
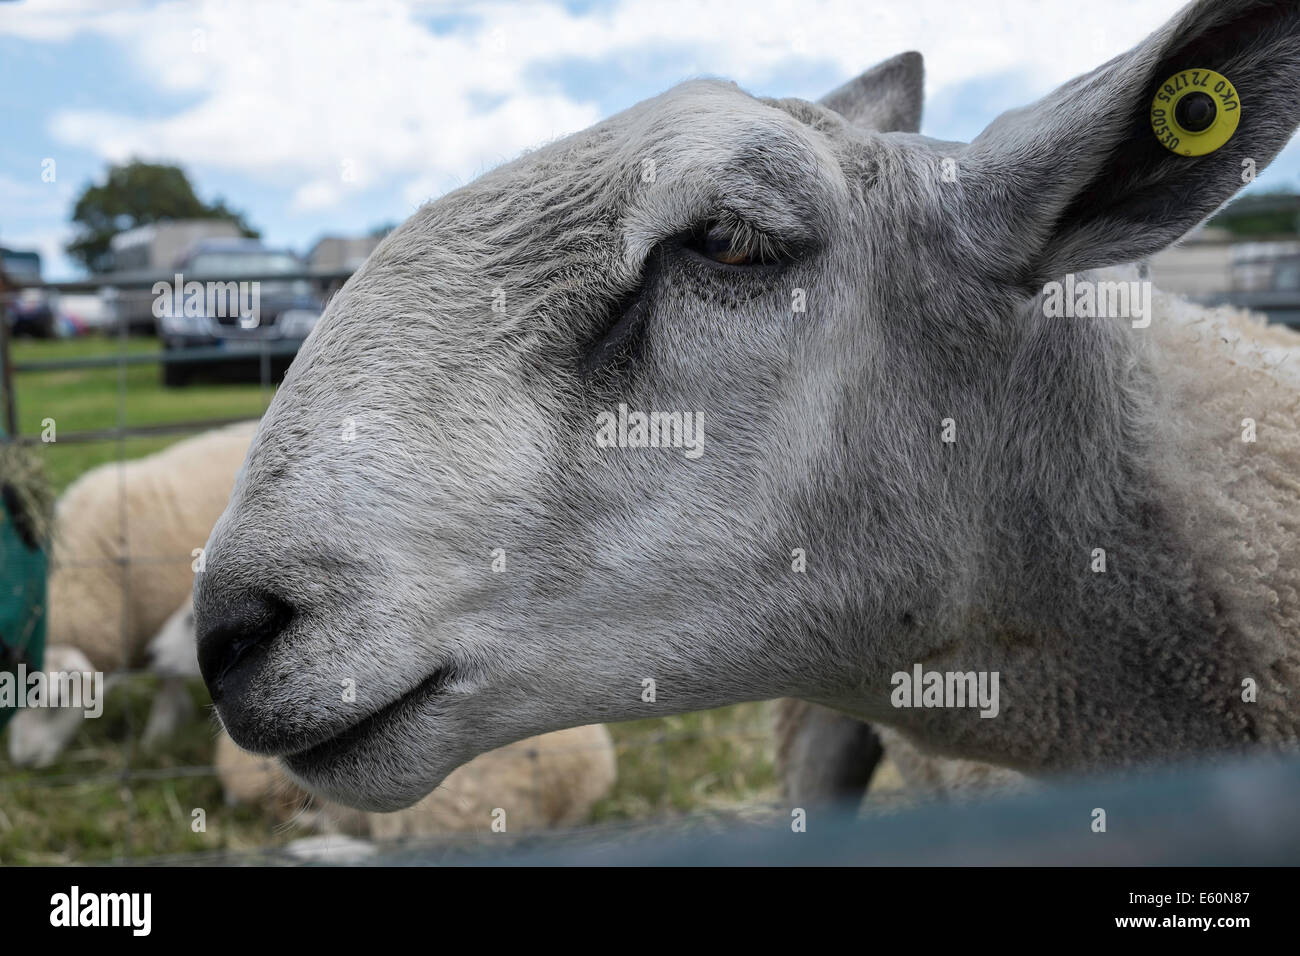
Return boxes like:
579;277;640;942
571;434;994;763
196;0;1300;811
819;50;925;133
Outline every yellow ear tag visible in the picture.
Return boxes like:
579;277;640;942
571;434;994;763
1150;69;1241;156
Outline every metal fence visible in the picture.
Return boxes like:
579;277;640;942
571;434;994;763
0;285;785;862
0;269;352;443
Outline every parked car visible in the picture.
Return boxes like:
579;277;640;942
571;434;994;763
7;289;56;338
107;220;246;334
157;239;323;386
1;247;56;338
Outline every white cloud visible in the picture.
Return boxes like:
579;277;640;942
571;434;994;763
0;169;79;222
5;0;1192;216
0;0;148;42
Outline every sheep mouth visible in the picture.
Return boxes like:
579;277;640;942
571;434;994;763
282;664;457;768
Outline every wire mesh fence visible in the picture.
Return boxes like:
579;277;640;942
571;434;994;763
3;269;1299;866
0;295;794;862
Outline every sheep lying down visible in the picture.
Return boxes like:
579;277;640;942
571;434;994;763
15;594;619;835
217;721;618;839
8;422;618;839
6;601;203;768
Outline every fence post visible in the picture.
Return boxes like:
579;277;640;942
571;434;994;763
0;275;18;439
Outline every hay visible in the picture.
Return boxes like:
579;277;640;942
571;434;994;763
0;441;53;549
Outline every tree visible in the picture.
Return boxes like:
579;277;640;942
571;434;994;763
1208;188;1300;237
66;160;259;273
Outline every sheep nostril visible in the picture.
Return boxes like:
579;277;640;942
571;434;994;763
196;592;295;701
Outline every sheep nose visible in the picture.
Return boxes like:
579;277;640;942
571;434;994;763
196;592;294;702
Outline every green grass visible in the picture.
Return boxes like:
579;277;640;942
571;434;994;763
7;335;272;491
1;336;783;862
0;679;279;864
592;705;778;822
0;682;779;863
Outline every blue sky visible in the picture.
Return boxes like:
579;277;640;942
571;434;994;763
2;0;1297;280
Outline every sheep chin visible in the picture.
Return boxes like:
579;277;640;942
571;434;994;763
276;672;469;812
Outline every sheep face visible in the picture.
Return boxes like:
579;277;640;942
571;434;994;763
197;0;1300;811
199;78;884;810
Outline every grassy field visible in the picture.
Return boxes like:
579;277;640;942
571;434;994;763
1;335;782;863
7;336;272;491
0;677;779;864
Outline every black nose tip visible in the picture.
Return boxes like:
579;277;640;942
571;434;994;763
197;592;294;701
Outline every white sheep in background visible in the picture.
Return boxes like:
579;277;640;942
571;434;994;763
7;599;205;767
216;722;619;840
6;422;256;766
5;645;101;768
45;420;257;669
23;587;620;835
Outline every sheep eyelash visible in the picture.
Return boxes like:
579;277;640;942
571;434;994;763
698;209;793;265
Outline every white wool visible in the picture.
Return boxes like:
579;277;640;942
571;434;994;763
215;723;618;837
7;423;257;767
46;420;257;670
6;647;98;768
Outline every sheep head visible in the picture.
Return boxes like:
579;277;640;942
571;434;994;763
196;0;1300;810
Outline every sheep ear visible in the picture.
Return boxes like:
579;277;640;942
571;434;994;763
819;51;924;133
964;0;1300;285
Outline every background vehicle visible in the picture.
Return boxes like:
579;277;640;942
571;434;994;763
104;221;245;334
158;238;323;386
0;248;55;338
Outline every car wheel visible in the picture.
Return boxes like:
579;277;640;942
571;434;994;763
162;355;190;388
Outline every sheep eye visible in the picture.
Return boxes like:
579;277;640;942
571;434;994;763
695;223;751;265
684;221;758;266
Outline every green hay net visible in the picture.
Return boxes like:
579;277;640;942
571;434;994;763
0;442;51;732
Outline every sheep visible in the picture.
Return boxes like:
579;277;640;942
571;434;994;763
6;600;204;767
147;597;202;680
46;419;257;671
5;645;99;768
779;286;1300;806
6;422;256;766
193;0;1300;813
215;724;618;839
774;698;1026;812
